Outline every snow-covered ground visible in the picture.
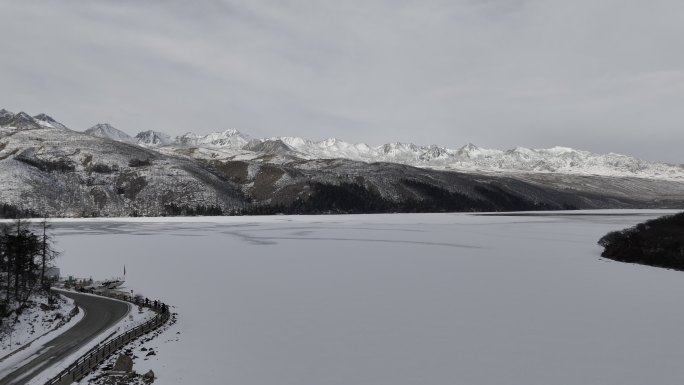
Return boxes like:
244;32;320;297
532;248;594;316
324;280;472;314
0;294;76;358
50;210;684;385
0;294;81;376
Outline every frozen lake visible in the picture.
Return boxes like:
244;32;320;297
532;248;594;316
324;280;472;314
51;210;684;385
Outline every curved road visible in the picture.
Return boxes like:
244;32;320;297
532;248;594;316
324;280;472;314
0;291;130;385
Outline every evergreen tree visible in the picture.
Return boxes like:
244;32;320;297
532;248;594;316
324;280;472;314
0;218;58;306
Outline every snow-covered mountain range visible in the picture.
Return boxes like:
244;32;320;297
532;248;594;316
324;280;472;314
2;108;682;180
1;108;683;217
79;117;684;181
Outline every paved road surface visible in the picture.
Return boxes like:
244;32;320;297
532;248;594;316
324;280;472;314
0;291;130;385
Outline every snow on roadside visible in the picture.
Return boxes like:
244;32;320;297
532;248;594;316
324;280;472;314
0;295;83;379
25;290;156;385
78;311;179;385
0;292;78;359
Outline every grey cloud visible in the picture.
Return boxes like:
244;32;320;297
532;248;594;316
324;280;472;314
0;0;682;163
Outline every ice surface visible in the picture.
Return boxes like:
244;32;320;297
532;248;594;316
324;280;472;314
48;211;684;385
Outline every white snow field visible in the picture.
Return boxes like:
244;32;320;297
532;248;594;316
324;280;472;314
51;210;684;385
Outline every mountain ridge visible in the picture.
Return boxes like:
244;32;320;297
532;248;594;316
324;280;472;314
0;109;683;217
2;108;681;181
84;123;136;144
1;107;683;219
79;120;684;181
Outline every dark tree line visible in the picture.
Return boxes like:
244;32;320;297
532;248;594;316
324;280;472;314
0;219;58;313
239;180;559;215
599;212;684;270
163;203;223;216
0;203;37;219
239;182;394;215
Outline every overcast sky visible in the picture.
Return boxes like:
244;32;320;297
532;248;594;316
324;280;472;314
0;0;682;163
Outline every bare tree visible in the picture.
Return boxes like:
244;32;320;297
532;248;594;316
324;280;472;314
39;217;59;287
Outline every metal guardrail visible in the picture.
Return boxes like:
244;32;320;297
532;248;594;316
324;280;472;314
44;291;171;385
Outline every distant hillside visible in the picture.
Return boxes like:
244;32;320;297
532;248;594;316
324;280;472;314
599;212;684;270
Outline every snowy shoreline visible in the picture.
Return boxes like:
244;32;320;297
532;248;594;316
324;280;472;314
0;208;680;225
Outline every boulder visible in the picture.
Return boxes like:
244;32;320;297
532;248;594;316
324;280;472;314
143;369;155;383
112;354;134;372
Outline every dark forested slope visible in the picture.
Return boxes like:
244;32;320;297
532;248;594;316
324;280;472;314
599;212;684;270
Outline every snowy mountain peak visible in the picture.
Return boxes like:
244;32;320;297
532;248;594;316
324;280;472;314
222;128;241;136
32;113;51;120
14;111;33;120
508;147;535;156
33;113;68;130
0;110;42;130
135;130;173;147
177;129;250;148
419;145;449;161
0;109;14;125
84;123;135;144
14;112;39;125
547;146;576;154
457;142;479;153
320;138;339;147
279;136;310;148
243;138;295;155
87;123;115;130
0;109;69;130
381;142;419;154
